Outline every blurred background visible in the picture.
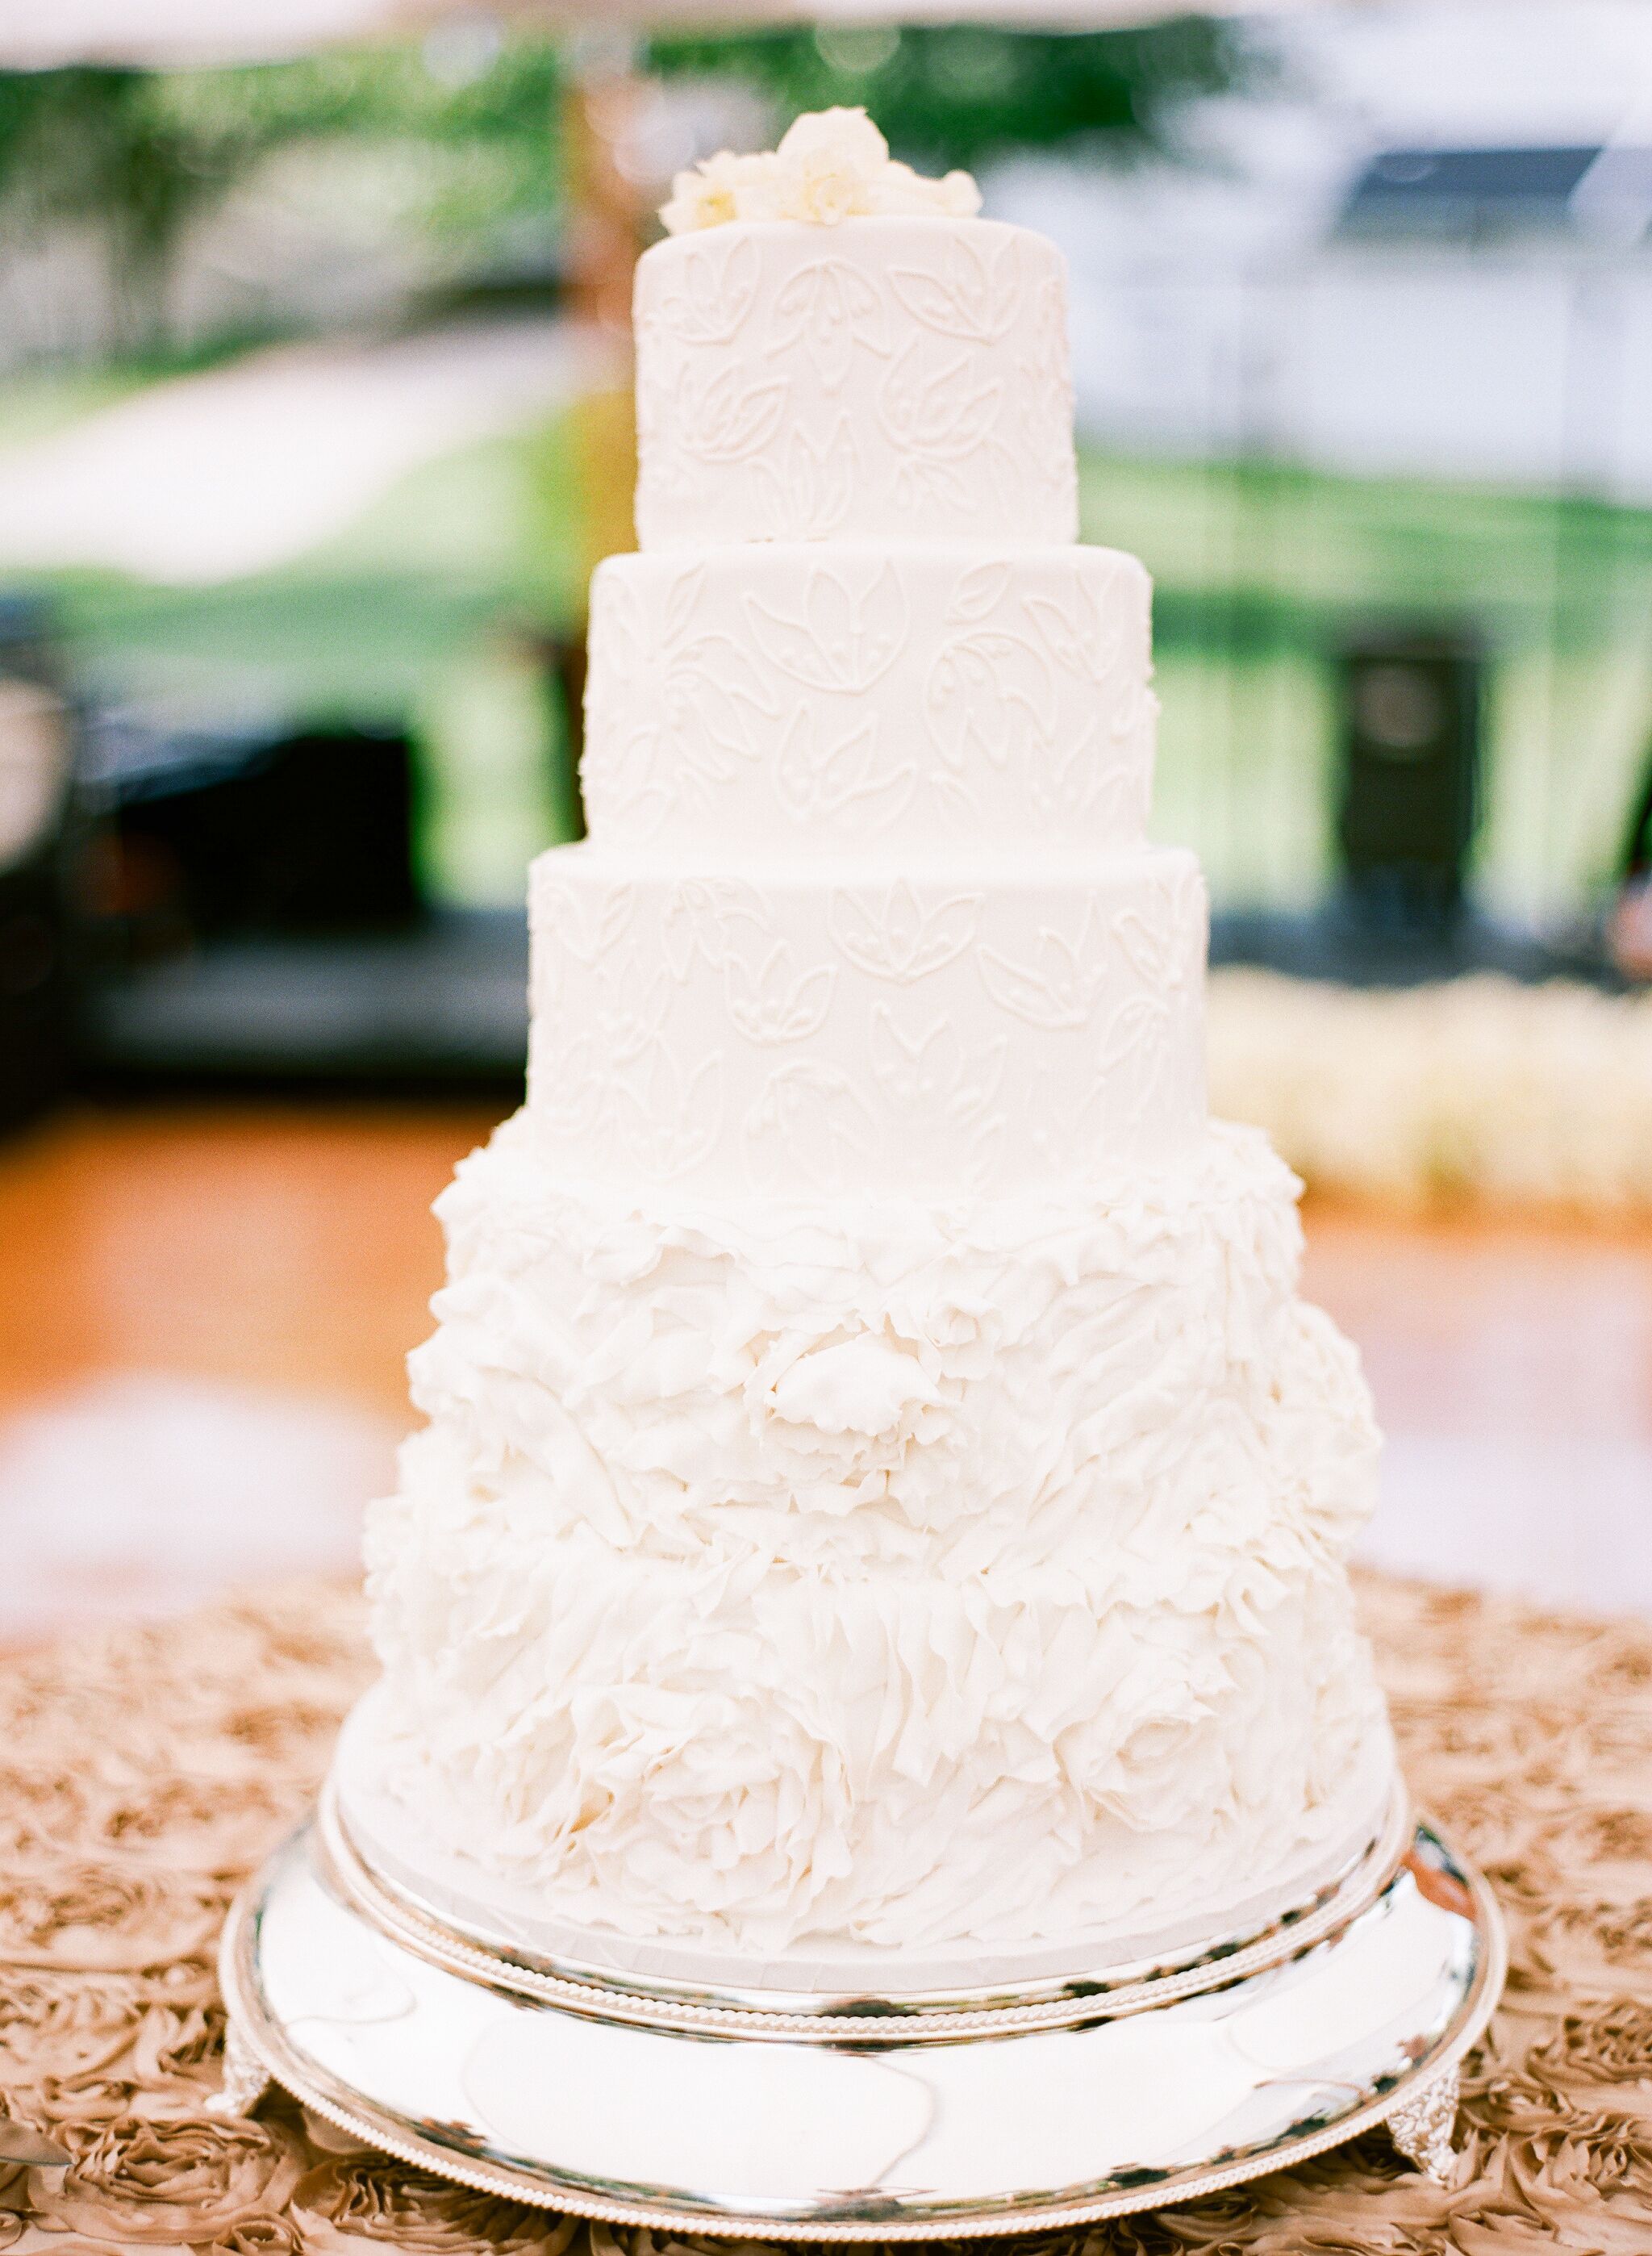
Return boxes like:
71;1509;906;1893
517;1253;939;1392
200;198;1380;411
0;0;1648;1640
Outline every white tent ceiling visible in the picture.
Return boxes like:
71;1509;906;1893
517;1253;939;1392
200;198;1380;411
0;0;400;67
0;0;1315;73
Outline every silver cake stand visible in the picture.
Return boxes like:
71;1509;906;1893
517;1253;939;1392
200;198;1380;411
215;1774;1505;2237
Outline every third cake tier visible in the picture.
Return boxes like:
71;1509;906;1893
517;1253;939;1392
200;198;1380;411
528;846;1208;1196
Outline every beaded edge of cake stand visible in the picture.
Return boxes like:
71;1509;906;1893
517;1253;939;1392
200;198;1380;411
212;1807;1505;2237
314;1773;1418;2038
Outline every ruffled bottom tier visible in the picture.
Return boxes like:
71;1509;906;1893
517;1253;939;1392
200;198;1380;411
365;1115;1395;1957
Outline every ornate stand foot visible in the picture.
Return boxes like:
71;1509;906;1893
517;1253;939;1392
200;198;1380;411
206;2014;272;2119
1387;2067;1460;2183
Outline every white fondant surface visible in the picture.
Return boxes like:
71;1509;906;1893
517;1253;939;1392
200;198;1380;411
526;846;1208;1196
633;219;1078;552
582;545;1155;858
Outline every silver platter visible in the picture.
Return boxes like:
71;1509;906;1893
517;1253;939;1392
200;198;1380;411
219;1807;1505;2238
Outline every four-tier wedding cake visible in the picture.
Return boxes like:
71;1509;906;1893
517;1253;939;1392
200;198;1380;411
360;111;1396;1974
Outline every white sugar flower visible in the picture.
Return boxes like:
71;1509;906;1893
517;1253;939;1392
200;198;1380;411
936;169;984;216
774;106;888;225
661;149;783;234
727;152;791;224
776;103;890;178
660;149;741;234
657;107;981;233
873;159;983;219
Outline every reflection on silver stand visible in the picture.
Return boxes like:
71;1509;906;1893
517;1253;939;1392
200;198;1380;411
216;1773;1503;2237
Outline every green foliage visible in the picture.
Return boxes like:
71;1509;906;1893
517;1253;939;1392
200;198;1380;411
0;19;1257;357
646;19;1259;173
0;70;230;332
154;40;567;242
0;41;565;349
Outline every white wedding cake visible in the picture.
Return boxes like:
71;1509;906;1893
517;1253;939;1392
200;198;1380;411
361;112;1396;1973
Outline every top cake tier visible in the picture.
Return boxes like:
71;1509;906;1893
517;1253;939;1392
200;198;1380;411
633;218;1079;552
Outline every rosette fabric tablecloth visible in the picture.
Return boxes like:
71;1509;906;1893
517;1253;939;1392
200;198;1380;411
0;1573;1649;2254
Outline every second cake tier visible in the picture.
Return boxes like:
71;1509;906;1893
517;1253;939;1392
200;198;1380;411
528;845;1208;1196
582;544;1156;859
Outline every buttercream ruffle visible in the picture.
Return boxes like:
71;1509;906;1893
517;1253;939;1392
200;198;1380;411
365;1118;1393;1953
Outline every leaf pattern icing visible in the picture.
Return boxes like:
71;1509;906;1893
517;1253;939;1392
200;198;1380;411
977;907;1108;1031
582;546;1154;859
1096;994;1173;1134
773;710;916;834
612;1044;725;1183
533;879;636;967
829;882;982;984
528;848;1200;1200
1024;578;1124;684
649;231;761;345
868;1006;1007;1188
660;879;773;980
601;953;674;1064
586;564;778;813
674;366;791;464
926;629;1058;771
746;565;908;693
749;416;858;541
1114;867;1206;994
525;1021;606;1143
886;232;1021;342
527;854;1203;1197
632;215;1077;549
1020;715;1146;833
743;1060;876;1192
878;343;1003;511
725;946;836;1046
768;259;890;391
541;215;1195;1205
945;561;1012;625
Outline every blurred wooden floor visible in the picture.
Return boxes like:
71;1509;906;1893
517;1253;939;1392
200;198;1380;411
0;1103;1649;1615
0;1103;497;1418
2;1102;1650;1429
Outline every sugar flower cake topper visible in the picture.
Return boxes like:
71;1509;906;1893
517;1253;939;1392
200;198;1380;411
660;106;981;234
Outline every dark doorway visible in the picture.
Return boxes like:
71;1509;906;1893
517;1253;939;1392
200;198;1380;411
1335;629;1483;933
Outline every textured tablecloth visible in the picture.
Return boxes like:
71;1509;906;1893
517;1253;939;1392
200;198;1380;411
0;1572;1649;2254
